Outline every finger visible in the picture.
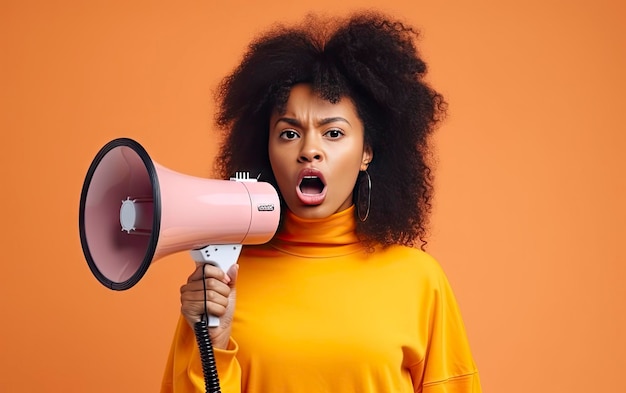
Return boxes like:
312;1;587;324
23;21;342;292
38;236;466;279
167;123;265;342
180;286;230;309
181;299;228;322
181;277;231;297
187;263;227;283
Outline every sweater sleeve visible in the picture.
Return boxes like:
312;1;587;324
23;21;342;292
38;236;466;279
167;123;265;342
411;259;482;393
161;315;242;393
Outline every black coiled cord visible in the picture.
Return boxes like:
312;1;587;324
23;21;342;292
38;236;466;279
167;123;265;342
194;263;221;393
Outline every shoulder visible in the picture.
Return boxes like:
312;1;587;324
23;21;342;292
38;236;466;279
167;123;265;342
370;245;453;290
375;245;444;274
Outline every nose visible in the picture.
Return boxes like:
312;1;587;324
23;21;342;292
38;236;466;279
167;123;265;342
298;135;323;163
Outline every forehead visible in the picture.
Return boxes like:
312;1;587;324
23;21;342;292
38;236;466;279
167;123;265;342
275;84;359;121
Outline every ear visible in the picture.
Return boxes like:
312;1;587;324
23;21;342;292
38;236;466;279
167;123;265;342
360;145;373;171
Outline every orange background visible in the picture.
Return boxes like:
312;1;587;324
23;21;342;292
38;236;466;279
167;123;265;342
1;0;624;392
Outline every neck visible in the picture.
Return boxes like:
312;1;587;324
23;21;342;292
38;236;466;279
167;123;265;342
269;206;365;257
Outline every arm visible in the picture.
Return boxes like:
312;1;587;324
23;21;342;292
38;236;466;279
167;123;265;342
161;264;242;393
410;263;482;393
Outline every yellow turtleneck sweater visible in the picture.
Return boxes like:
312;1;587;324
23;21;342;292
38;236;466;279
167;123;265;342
161;207;481;393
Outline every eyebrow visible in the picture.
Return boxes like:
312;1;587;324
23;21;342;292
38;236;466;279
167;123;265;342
273;116;352;128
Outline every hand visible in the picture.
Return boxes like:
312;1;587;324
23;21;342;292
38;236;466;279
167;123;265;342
180;263;239;349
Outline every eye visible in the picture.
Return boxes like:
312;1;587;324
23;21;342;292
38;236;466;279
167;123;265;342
279;129;300;140
324;128;344;139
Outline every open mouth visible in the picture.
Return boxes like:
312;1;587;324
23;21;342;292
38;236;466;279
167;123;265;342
296;168;327;205
299;175;325;195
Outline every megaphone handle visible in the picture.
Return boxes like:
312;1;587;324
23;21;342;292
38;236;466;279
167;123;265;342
189;244;243;327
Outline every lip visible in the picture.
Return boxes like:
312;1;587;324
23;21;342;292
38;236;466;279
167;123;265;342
296;168;327;205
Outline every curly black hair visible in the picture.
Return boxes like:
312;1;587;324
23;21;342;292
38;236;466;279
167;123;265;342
213;10;447;249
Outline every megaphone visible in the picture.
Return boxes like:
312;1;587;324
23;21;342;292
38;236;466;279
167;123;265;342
79;138;280;294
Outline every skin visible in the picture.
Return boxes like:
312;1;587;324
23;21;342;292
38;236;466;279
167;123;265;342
269;84;372;219
180;84;373;348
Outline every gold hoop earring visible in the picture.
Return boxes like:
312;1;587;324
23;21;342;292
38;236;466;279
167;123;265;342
356;170;371;222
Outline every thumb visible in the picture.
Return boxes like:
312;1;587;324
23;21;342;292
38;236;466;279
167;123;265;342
218;263;239;331
226;263;239;287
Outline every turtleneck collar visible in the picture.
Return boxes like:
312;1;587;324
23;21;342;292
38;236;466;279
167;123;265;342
269;206;365;258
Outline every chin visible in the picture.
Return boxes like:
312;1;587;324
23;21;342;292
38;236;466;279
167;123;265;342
290;207;328;220
287;203;350;220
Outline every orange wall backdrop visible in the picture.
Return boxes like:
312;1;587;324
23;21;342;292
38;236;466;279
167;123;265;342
1;0;624;392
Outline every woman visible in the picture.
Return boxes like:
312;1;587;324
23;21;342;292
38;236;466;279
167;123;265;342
162;11;481;393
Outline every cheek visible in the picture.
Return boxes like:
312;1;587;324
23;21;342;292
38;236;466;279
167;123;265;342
268;147;291;190
268;143;283;173
332;153;364;190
